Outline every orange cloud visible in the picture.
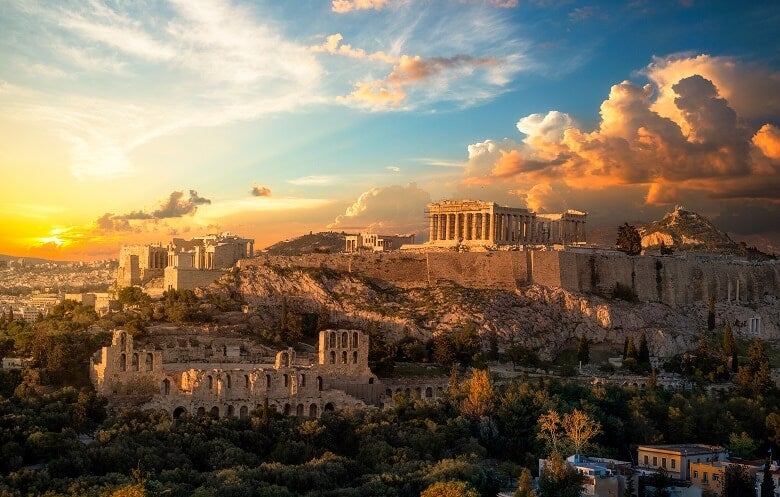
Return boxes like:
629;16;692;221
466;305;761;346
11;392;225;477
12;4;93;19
250;184;272;197
458;54;780;214
753;124;780;160
328;182;431;234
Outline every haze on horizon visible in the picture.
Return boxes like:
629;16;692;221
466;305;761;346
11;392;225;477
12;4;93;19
1;0;778;261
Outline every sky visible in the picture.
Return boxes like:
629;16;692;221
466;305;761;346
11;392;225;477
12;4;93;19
0;0;779;260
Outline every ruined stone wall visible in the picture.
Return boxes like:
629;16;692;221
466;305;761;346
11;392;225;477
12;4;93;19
164;267;225;291
91;329;381;419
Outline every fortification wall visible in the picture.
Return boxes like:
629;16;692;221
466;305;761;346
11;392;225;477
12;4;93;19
242;251;779;306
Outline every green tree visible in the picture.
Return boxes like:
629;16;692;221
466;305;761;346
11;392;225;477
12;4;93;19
723;464;755;497
727;432;757;459
734;338;773;397
561;409;602;456
616;223;642;256
624;474;636;497
626;338;638;360
707;295;716;331
761;453;776;497
515;467;536;497
117;287;150;308
538;451;585;497
420;480;480;497
577;336;590;365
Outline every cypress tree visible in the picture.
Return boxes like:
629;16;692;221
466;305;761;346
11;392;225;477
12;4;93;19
761;453;776;497
577;336;590;365
623;337;630;360
707;295;716;331
626;339;638;360
638;333;650;365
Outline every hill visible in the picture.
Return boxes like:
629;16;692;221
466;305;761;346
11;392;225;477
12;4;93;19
264;232;347;255
0;253;70;265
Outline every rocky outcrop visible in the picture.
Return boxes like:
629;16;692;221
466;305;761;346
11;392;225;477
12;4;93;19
204;261;779;361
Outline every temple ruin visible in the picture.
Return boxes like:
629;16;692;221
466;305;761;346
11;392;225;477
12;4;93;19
426;200;586;248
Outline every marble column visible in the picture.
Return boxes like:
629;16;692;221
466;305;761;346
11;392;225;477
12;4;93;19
429;215;436;241
484;213;491;241
455;213;462;240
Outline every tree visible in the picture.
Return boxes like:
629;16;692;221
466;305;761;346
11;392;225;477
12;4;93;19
723;464;755;497
734;338;773;397
623;337;630;360
723;323;737;371
637;333;650;365
421;481;480;497
515;468;536;497
538;451;585;497
616;223;642;256
707;295;716;331
538;410;562;454
577;336;590;365
761;452;776;497
624;474;636;497
561;409;602;456
462;368;494;418
727;432;757;459
626;338;638;360
117;287;150;308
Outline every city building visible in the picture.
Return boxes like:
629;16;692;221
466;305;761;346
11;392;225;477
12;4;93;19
689;458;763;496
426;200;586;248
637;444;727;481
344;233;415;252
538;454;631;497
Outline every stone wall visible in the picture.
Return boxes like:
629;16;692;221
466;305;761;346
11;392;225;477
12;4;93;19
241;251;779;307
164;267;225;291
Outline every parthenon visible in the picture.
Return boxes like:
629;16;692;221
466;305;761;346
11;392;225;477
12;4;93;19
426;200;586;247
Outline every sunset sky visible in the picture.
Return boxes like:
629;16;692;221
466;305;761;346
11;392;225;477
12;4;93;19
1;0;778;260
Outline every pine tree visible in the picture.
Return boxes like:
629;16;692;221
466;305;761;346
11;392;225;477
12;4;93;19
626;338;638;360
761;453;776;497
707;295;716;331
515;468;536;497
638;332;650;365
623;474;635;497
577;336;590;365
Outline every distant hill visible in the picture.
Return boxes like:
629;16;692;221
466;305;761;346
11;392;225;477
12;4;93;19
264;232;347;255
639;206;774;259
0;254;69;265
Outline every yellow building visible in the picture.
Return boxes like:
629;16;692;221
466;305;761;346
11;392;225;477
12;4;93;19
689;460;762;496
637;444;726;481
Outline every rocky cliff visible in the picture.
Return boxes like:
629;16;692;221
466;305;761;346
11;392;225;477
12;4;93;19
205;261;779;361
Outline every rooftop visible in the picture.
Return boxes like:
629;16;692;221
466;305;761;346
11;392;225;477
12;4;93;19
638;444;725;455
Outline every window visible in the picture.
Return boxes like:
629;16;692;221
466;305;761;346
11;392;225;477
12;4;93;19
329;351;336;364
208;375;213;389
702;472;707;482
300;374;306;387
712;474;718;481
693;471;698;478
671;459;676;469
353;332;359;348
662;458;667;468
226;374;231;388
653;457;657;466
644;455;648;465
342;351;347;364
283;374;289;387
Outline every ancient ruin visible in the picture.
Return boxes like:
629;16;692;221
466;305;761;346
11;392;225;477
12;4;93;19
117;233;254;291
426;200;587;248
89;328;429;418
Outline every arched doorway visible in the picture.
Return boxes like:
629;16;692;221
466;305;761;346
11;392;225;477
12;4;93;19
173;406;187;419
210;406;220;418
324;402;334;412
309;404;318;418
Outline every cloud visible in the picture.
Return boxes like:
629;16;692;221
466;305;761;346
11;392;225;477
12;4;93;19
328;183;431;234
386;166;401;172
341;54;503;109
94;189;212;233
288;175;335;186
310;33;394;63
331;0;389;13
251;184;272;197
456;53;780;229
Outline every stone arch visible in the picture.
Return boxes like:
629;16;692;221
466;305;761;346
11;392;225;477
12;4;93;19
207;375;213;389
329;332;336;348
162;378;171;396
414;387;422;399
368;377;374;384
425;386;433;398
210;406;219;418
341;331;348;347
341;351;347;364
227;405;235;417
404;388;411;397
173;406;187;419
309;403;318;418
283;374;289;387
324;402;334;412
145;353;153;371
131;353;139;371
119;353;127;372
329;351;336;364
196;407;206;416
226;374;232;389
265;374;271;388
239;405;248;419
300;374;306;387
296;403;304;418
353;332;359;348
317;376;323;391
352;351;358;364
283;403;291;415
